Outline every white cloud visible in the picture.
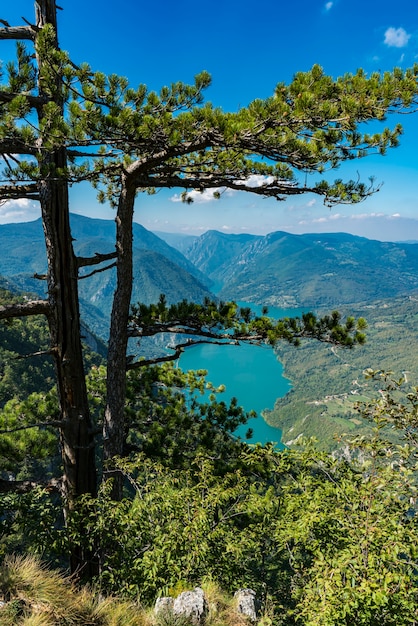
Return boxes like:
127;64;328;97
234;174;276;188
299;212;396;227
170;188;225;204
384;27;411;48
179;225;207;233
325;2;333;10
170;175;276;204
350;212;385;220
0;198;40;224
325;212;401;223
287;197;317;214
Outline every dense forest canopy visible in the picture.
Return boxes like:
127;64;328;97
1;1;418;623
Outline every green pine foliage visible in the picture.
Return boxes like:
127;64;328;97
123;363;253;470
130;295;366;357
0;287;105;480
0;287;106;407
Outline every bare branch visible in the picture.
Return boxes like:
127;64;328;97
0;183;40;202
21;16;36;28
0;300;50;320
76;250;117;268
67;148;118;159
0;25;36;41
10;349;54;360
129;321;262;342
78;261;117;280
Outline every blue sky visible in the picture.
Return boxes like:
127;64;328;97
2;0;418;240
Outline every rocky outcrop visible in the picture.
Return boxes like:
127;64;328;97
155;587;258;624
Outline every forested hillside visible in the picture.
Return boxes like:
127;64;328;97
0;215;213;338
267;295;418;448
181;229;418;306
0;288;106;406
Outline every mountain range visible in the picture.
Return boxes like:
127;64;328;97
170;229;418;308
2;215;418;340
0;214;212;338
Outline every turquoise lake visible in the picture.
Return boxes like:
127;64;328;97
178;303;305;446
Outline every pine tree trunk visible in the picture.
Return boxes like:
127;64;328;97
35;0;97;575
103;178;135;500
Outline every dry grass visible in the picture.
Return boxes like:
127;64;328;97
0;556;267;625
0;555;145;625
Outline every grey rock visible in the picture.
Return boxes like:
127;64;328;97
234;589;258;622
173;587;208;625
155;596;174;614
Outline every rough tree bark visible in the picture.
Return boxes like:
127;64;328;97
103;176;135;499
33;0;97;575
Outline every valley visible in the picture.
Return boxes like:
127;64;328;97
2;214;418;450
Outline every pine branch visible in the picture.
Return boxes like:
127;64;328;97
0;91;46;111
129;300;367;366
0;183;40;201
0;419;62;434
127;338;241;370
129;323;252;340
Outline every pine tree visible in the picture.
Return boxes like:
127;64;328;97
1;0;418;571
